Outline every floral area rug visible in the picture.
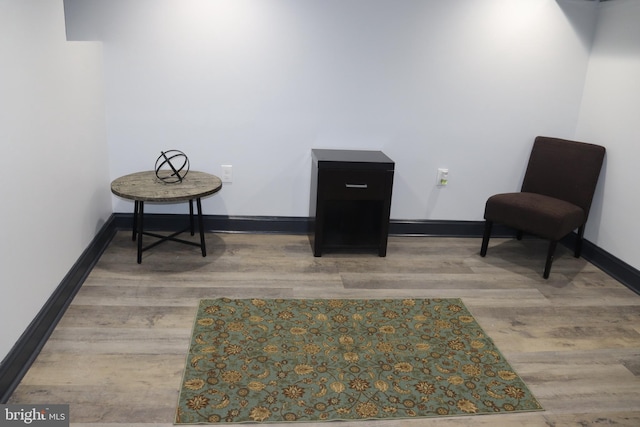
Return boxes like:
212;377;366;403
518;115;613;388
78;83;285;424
175;298;542;424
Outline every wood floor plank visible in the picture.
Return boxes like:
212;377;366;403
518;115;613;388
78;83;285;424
8;232;640;426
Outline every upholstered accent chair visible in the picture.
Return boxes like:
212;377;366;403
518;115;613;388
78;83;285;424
480;136;605;279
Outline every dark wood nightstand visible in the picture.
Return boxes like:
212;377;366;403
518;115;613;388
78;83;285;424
310;149;394;257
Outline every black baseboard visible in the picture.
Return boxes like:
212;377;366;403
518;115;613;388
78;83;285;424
2;215;638;402
0;216;118;403
113;213;313;235
561;232;640;294
114;215;517;237
389;219;514;237
583;243;640;293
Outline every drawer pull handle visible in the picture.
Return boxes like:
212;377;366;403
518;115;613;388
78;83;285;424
345;183;368;189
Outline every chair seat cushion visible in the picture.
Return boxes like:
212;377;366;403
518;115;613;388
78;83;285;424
484;192;585;241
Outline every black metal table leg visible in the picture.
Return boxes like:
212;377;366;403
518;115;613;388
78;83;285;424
197;197;206;257
132;200;139;241
137;201;144;264
189;199;195;236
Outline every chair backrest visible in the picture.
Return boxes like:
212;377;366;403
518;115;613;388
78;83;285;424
521;136;605;216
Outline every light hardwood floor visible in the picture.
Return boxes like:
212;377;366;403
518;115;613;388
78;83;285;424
9;231;640;426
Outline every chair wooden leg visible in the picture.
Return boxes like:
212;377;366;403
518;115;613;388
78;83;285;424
480;221;492;257
575;224;585;258
543;240;558;279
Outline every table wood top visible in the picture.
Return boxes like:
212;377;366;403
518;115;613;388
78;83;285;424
111;170;222;202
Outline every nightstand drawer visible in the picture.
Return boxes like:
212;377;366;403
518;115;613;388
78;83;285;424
319;170;389;200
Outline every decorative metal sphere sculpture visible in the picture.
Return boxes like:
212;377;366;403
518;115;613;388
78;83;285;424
155;150;190;183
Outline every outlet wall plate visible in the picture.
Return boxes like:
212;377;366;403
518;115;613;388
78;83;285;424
436;168;449;186
221;165;233;183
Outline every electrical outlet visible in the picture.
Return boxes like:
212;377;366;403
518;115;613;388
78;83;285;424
436;168;449;186
221;165;233;183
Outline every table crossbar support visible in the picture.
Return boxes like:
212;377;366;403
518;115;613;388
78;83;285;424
134;198;207;264
141;229;203;251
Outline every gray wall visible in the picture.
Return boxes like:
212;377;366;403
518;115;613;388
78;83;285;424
575;0;640;268
0;0;112;361
66;0;598;221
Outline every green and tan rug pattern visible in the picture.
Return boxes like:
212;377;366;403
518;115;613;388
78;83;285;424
176;298;542;424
